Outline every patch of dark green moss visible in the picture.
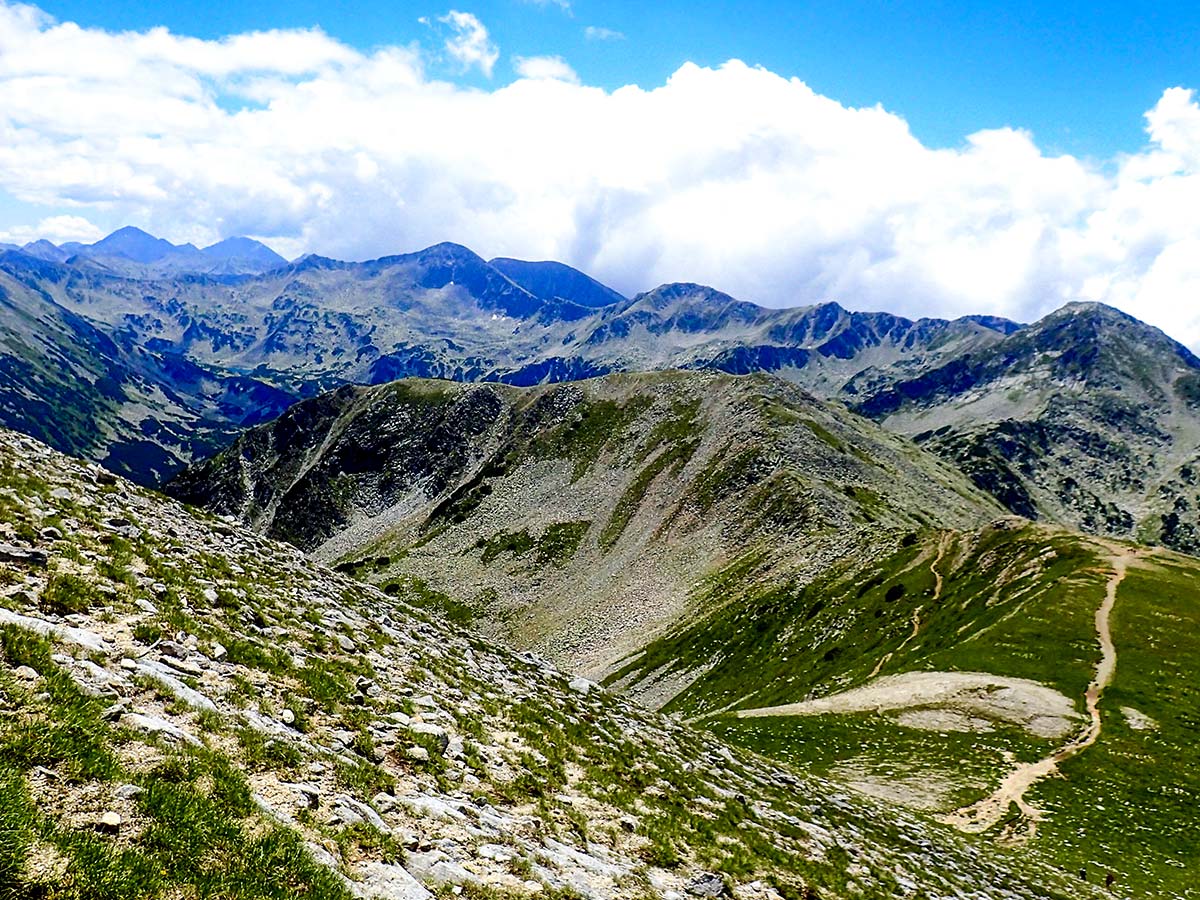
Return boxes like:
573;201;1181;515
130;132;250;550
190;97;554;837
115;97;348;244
601;441;700;550
382;575;481;625
476;521;591;568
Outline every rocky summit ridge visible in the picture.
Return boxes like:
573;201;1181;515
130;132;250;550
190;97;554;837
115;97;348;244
165;370;1000;681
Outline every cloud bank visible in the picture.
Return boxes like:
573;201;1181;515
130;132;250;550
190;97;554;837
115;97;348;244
1;2;1200;346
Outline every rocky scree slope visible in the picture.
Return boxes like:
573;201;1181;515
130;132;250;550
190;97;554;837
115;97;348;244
0;428;1099;900
852;302;1200;553
166;371;1000;679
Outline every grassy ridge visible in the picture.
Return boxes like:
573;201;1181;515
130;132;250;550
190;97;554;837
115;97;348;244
607;523;1107;717
607;522;1200;897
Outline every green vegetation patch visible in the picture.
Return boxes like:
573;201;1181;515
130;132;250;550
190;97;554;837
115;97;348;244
803;419;843;452
382;574;482;625
1023;554;1200;899
711;713;1047;812
476;521;591;568
0;626;119;781
529;396;653;480
607;525;1106;718
38;573;100;616
600;440;700;550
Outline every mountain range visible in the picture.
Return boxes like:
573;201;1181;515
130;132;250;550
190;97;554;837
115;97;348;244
7;226;288;276
4;228;1200;555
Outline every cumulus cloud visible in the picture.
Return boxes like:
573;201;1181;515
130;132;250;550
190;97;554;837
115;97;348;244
513;55;579;83
584;26;624;41
0;214;104;244
438;10;498;77
3;3;1200;346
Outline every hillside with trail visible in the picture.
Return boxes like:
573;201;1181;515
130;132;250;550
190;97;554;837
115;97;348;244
0;426;1122;900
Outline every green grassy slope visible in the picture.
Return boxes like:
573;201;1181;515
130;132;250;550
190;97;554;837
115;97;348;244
607;522;1200;898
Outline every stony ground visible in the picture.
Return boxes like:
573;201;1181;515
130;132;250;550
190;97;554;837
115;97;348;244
0;427;1103;900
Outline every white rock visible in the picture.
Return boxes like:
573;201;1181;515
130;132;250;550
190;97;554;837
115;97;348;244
353;861;433;900
404;851;477;887
121;712;200;745
395;793;468;822
568;677;597;696
0;607;112;654
124;658;217;712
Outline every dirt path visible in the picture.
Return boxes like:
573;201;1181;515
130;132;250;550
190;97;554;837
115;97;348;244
939;548;1134;842
868;532;949;679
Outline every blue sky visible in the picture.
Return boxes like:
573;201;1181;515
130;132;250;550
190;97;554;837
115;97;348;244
2;0;1200;347
32;0;1200;158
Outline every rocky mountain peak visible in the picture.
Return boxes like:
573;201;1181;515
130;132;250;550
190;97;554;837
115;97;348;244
89;226;195;263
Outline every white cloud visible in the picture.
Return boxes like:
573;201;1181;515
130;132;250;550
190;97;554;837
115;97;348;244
584;26;624;41
438;10;498;77
525;0;571;11
0;214;103;244
4;3;1200;347
513;55;578;84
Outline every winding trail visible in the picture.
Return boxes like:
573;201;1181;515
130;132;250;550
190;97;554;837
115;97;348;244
939;548;1134;842
868;532;950;679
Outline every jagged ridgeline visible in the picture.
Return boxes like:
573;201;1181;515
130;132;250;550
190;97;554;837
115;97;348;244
0;428;1102;900
9;231;1200;556
852;302;1200;554
166;371;1001;677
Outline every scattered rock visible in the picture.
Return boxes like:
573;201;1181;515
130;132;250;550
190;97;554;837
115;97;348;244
158;640;189;659
97;811;122;835
1121;706;1159;731
354;861;433;900
121;712;201;746
568;676;596;696
408;722;449;754
0;543;47;567
404;850;476;887
688;873;729;898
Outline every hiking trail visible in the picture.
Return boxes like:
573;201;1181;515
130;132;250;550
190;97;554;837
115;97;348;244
938;547;1135;842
